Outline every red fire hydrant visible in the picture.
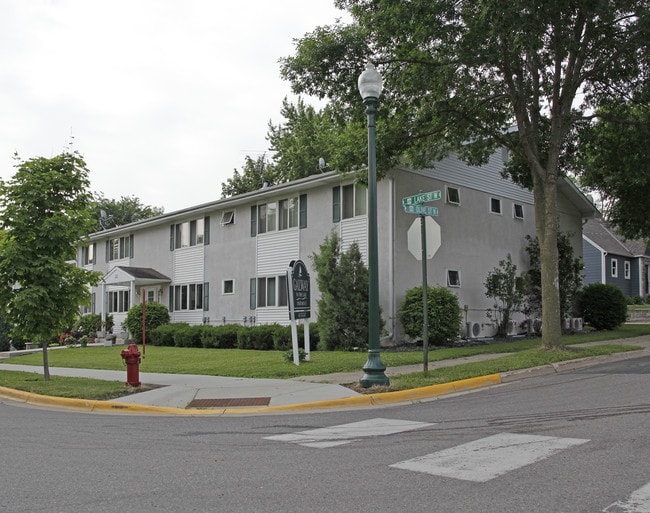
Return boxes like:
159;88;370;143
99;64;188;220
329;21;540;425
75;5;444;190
120;342;141;387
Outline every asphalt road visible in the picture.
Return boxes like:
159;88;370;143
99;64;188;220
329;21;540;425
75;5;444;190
2;356;649;513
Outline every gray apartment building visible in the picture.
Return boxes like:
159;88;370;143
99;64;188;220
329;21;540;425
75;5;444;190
78;149;598;343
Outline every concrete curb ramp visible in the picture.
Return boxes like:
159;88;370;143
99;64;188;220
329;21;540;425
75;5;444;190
0;374;502;416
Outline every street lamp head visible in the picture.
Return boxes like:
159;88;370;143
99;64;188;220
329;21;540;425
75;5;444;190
358;62;383;100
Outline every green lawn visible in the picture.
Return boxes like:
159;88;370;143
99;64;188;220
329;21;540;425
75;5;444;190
1;323;648;399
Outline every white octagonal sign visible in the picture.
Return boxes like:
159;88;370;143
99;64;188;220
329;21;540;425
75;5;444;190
407;216;441;260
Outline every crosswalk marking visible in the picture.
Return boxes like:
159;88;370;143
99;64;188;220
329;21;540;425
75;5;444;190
604;482;650;513
390;432;589;482
264;418;434;448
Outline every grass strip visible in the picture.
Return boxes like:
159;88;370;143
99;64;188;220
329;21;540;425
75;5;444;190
389;344;640;391
0;370;154;400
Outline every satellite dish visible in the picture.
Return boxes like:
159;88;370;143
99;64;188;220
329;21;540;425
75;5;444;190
318;157;327;171
100;209;107;219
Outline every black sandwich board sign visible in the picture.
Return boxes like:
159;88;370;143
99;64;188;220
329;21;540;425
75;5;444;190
288;259;311;320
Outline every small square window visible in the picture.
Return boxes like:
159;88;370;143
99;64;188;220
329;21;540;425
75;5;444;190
447;270;461;287
221;211;234;225
446;187;460;205
223;280;234;294
513;204;524;219
490;198;502;214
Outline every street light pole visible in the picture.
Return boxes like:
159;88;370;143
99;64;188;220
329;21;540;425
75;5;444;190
358;62;389;388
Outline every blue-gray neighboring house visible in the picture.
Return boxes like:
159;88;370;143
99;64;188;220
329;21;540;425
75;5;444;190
582;218;650;299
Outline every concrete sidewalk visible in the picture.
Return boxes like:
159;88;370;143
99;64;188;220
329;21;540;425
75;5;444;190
1;335;649;415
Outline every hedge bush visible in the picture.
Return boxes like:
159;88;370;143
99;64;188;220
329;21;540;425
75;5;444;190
149;324;177;346
200;324;240;349
143;322;321;351
577;283;628;330
399;286;462;346
124;302;170;343
73;313;114;336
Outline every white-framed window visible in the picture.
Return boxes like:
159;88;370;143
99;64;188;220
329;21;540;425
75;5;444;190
490;197;502;215
81;243;96;265
223;279;234;294
250;274;288;308
332;184;367;221
108;290;130;313
513;203;524;219
106;235;133;261
624;261;631;279
447;270;461;287
169;282;208;311
170;217;210;250
446;186;460;205
220;211;235;225
251;195;307;236
611;258;618;278
279;197;299;230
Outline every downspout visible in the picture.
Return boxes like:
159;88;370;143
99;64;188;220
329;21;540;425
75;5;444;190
601;251;607;284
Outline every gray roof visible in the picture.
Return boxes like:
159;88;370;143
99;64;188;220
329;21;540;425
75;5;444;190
116;266;170;281
583;218;649;257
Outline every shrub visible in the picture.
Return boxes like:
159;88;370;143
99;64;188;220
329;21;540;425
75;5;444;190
273;323;320;351
149;324;177;346
236;326;255;349
236;324;279;350
0;316;11;351
73;313;113;336
124;302;170;343
171;323;193;347
399;286;462;346
273;325;293;351
577;283;628;330
201;324;240;349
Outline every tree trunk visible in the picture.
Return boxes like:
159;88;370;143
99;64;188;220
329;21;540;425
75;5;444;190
42;341;50;381
533;172;563;349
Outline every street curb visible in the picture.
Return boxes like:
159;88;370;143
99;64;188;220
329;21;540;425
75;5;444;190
1;346;647;416
500;346;650;383
0;374;503;416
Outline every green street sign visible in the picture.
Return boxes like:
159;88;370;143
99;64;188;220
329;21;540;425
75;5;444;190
404;204;439;216
402;190;442;206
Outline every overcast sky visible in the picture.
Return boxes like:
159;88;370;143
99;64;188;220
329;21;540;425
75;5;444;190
0;0;348;213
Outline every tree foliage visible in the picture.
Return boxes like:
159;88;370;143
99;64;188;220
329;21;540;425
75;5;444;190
92;194;164;231
221;155;280;198
398;286;462;346
281;0;648;347
221;98;373;197
0;152;101;378
577;283;628;331
523;233;584;321
312;231;377;350
576;86;650;240
484;254;525;337
124;302;170;344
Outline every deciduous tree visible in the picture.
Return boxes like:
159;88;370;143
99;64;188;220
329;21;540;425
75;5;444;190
281;0;648;348
92;194;164;230
0;152;101;379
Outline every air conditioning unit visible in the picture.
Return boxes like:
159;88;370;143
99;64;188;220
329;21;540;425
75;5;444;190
572;318;583;331
526;318;542;334
506;320;518;336
466;322;497;339
564;318;572;330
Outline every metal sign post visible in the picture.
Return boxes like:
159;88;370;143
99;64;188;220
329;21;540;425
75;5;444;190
403;190;441;372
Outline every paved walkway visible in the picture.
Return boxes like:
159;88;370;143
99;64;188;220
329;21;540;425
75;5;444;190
1;335;649;415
